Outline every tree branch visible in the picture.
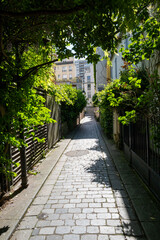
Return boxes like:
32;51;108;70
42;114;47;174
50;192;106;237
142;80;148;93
19;59;58;81
0;5;86;18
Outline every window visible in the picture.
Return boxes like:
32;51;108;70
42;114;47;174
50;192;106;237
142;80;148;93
62;74;67;79
86;67;90;73
69;74;72;79
87;76;91;82
69;66;72;71
87;84;91;90
58;75;61;79
62;66;67;72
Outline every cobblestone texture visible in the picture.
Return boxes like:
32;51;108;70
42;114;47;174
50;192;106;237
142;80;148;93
10;114;147;240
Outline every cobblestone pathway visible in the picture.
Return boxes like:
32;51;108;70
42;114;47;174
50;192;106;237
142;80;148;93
11;114;147;240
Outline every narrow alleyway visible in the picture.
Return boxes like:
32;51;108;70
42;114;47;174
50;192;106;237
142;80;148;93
9;109;148;240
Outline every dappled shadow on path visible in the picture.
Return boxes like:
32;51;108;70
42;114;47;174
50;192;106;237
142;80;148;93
83;138;145;238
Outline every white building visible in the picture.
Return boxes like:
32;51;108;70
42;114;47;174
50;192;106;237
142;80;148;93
111;37;130;80
84;63;95;106
75;59;87;91
96;47;107;91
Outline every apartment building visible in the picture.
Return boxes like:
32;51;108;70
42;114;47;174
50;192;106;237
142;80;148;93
84;63;95;106
54;57;77;86
96;47;107;91
75;59;87;91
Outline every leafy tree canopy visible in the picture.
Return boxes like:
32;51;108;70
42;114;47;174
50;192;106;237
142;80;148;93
0;0;158;62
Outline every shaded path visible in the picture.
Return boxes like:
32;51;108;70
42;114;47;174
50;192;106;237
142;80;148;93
11;111;147;240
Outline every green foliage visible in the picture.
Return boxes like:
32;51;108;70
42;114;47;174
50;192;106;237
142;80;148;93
121;15;160;64
98;90;113;138
92;93;99;107
0;43;56;178
0;0;156;62
61;86;87;127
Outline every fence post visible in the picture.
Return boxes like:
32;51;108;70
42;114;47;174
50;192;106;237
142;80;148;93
146;118;150;185
129;123;132;167
20;130;28;188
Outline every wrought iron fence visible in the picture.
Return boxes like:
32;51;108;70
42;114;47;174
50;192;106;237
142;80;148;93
122;118;160;200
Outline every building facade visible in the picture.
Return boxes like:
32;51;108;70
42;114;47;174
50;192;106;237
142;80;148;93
84;63;95;106
75;59;87;91
96;47;107;91
54;57;77;87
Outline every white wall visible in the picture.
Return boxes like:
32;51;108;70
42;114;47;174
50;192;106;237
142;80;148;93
96;47;107;91
84;63;95;106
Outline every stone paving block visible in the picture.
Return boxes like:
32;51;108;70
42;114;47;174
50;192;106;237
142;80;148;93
50;220;64;226
89;203;101;208
69;208;81;213
55;226;71;234
87;226;99;233
44;204;52;209
58;199;70;204
98;235;109;240
46;214;60;220
70;199;81;203
91;219;106;225
108;208;118;213
48;200;58;204
100;226;116;234
63;234;80;240
97;213;111;219
55;208;68;214
59;214;73;220
46;235;63;240
64;203;76;208
71;226;86;234
76;219;90;226
94;208;108;213
65;220;76;226
103;203;116;208
51;204;64;209
81;234;97;240
111;213;120;219
109;235;126;240
73;213;86;219
107;219;121;226
31;228;40;236
30;236;46;240
77;203;89;208
82;208;94;213
86;213;97;219
36;220;51;227
42;209;55;214
39;227;55;235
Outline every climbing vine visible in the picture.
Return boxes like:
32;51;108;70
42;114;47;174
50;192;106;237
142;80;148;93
99;9;160;145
